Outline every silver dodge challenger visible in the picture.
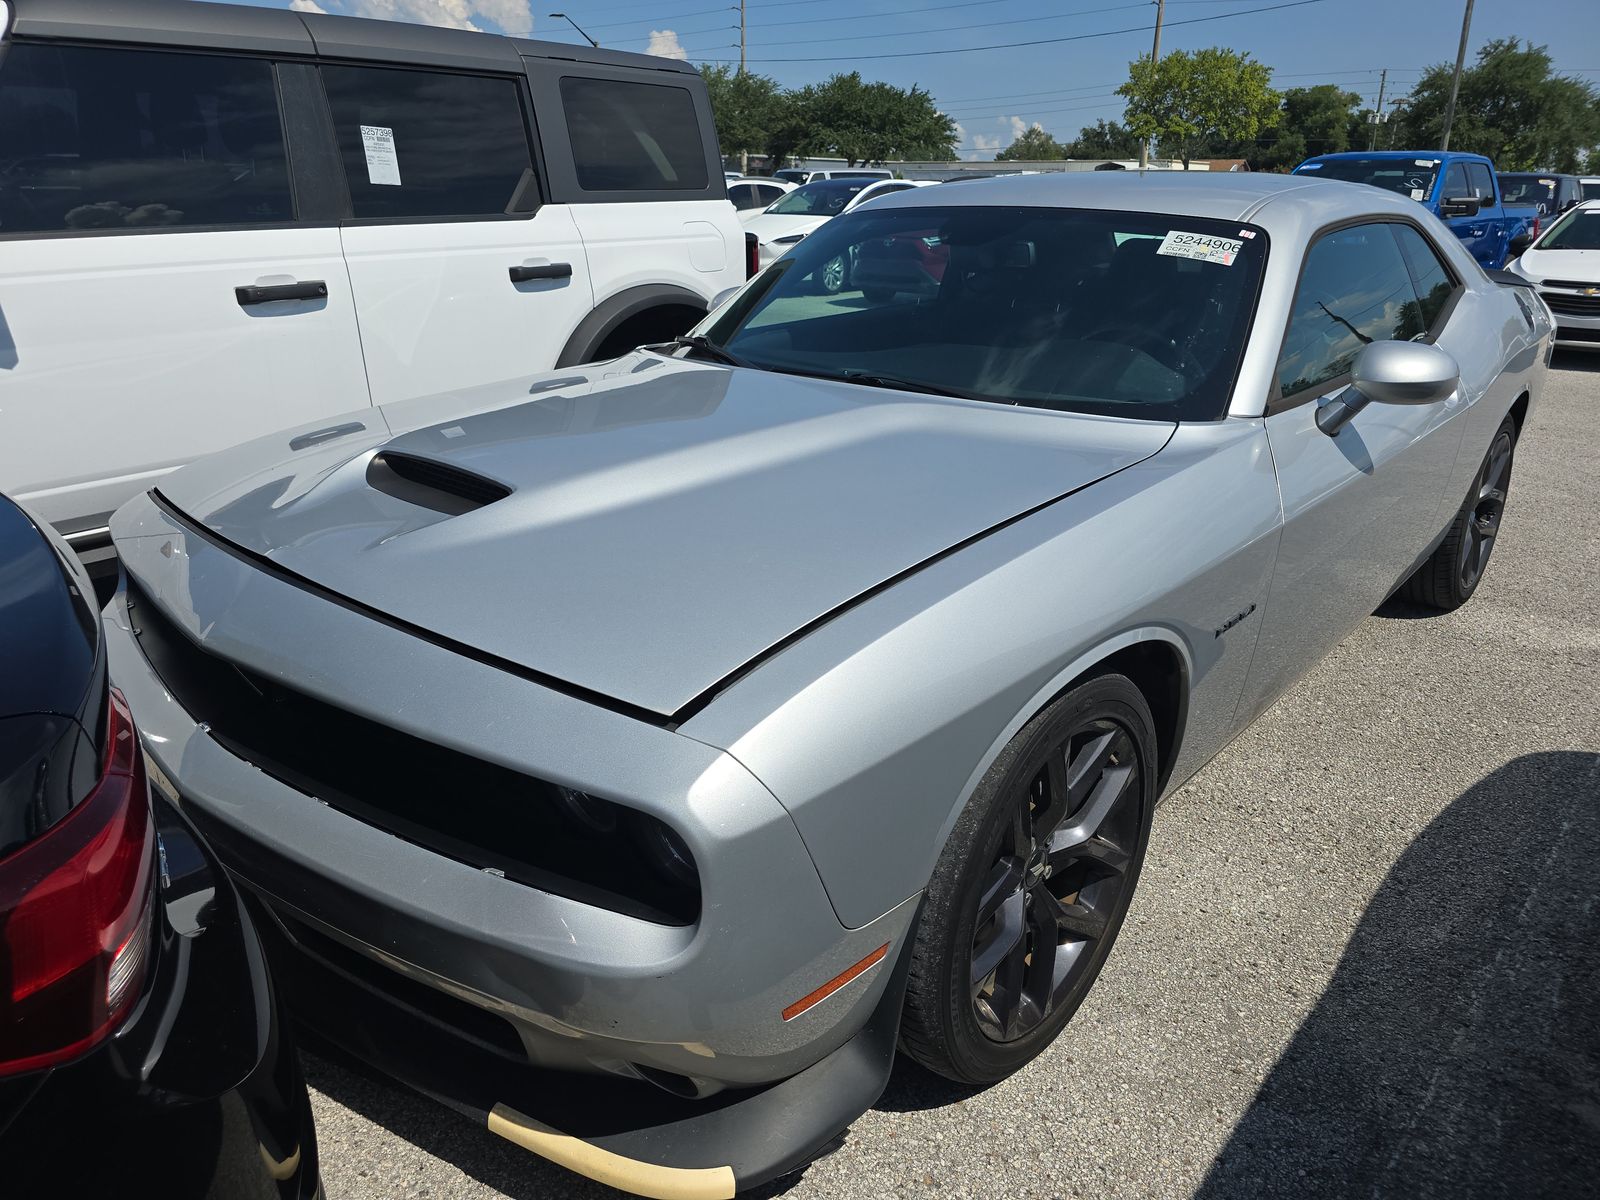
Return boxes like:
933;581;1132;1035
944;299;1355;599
104;173;1549;1198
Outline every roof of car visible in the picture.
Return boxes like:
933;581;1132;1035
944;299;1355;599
1301;150;1483;162
2;0;693;74
864;169;1399;224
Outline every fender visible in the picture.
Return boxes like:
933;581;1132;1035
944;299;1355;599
556;284;710;367
928;625;1196;862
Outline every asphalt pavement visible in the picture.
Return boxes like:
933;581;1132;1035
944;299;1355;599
305;352;1600;1200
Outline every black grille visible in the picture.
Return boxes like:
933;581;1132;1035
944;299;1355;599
127;582;699;925
366;451;511;515
1557;326;1600;343
1539;279;1600;290
1540;291;1600;317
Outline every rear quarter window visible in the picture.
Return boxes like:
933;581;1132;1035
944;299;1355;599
559;76;708;192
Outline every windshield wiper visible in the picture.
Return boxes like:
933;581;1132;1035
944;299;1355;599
828;370;979;401
659;334;759;370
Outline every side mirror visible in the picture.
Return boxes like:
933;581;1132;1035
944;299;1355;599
1316;341;1460;436
1508;232;1534;258
1440;195;1482;218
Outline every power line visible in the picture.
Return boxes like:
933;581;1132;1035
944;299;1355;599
692;1;1149;50
696;0;1330;64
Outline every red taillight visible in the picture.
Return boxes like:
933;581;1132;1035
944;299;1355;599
1531;215;1541;239
745;230;760;280
0;688;155;1077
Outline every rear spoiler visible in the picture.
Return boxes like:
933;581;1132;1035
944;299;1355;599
1485;268;1536;289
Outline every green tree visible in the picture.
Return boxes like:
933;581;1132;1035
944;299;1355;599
1392;39;1600;172
996;124;1069;161
1118;47;1280;169
1258;84;1364;171
791;72;958;164
699;65;785;167
1067;119;1143;159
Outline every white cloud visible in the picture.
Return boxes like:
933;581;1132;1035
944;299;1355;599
646;29;688;61
289;0;329;12
343;0;482;31
465;0;533;35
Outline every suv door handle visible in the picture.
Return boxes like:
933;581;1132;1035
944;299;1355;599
235;280;328;306
509;262;572;283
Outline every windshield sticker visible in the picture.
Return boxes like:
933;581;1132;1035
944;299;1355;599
1540;178;1555;185
1157;230;1243;266
1416;158;1439;167
1411;188;1426;201
360;125;402;186
1238;229;1257;239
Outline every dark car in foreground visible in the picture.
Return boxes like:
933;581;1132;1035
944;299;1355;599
0;494;320;1198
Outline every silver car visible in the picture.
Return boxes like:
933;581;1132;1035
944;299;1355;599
104;174;1548;1199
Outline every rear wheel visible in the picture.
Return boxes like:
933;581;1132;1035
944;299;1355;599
818;253;849;295
1401;416;1516;612
899;674;1156;1084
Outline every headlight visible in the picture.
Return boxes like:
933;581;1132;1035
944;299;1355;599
555;786;621;834
631;816;698;889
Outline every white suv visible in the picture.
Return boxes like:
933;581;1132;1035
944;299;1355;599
0;0;745;559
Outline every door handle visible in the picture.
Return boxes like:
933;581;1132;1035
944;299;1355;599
1468;226;1485;237
509;262;572;283
235;280;327;306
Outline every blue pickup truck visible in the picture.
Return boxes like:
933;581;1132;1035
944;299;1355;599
1292;150;1539;270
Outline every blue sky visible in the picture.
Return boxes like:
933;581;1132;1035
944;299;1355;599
240;0;1600;158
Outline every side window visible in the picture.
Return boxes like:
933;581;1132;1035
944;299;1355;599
758;185;783;207
1466;162;1496;204
0;43;291;235
559;76;709;192
1276;224;1428;400
1444;162;1471;199
321;65;534;220
1391;224;1458;332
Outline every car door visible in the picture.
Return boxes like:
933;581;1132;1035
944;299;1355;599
0;41;370;540
1466;161;1510;266
323;63;593;405
1440;161;1494;267
1237;221;1470;720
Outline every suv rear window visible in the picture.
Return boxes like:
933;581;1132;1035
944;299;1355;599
0;43;292;234
322;65;535;220
559;76;708;192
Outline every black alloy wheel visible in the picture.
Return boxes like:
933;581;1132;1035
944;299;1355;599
1401;415;1518;612
900;674;1156;1084
968;718;1142;1043
1459;425;1513;595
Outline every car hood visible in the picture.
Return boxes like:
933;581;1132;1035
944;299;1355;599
152;357;1173;718
744;212;828;243
1519;246;1600;281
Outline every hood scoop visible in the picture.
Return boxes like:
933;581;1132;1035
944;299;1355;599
366;450;511;516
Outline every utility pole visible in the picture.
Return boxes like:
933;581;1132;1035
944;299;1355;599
1138;0;1166;170
1440;0;1475;150
1368;68;1387;151
737;0;748;175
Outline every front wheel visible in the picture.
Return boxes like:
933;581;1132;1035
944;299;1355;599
899;674;1156;1085
818;253;849;295
1400;416;1516;611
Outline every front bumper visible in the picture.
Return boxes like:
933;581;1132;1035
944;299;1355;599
104;488;919;1191
1534;287;1600;350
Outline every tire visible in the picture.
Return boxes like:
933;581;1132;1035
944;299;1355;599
1400;416;1517;612
899;674;1157;1085
818;253;849;295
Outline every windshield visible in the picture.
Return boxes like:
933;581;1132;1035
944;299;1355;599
701;205;1268;421
1500;174;1559;211
1536;205;1600;250
1298;157;1440;201
767;179;872;216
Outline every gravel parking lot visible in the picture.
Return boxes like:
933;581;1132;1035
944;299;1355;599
305;353;1600;1200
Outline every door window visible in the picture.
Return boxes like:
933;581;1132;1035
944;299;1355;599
1443;162;1471;200
559;77;709;192
0;43;291;235
1391;224;1458;332
1276;224;1429;400
321;65;536;221
1466;162;1496;204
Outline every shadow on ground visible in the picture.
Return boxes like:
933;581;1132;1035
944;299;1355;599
1197;751;1600;1199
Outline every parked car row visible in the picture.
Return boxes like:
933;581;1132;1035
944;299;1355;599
1507;199;1600;352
